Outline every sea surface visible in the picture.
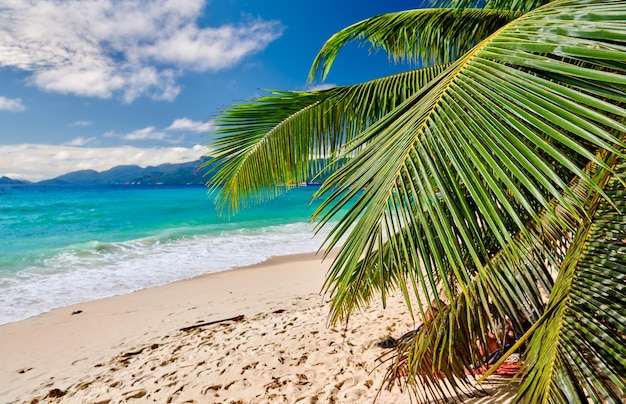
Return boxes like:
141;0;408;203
0;184;336;325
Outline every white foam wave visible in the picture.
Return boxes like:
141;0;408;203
0;222;331;325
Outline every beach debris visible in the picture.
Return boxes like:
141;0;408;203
179;314;244;332
297;373;309;385
71;310;83;315
45;388;66;398
121;347;147;357
264;376;284;391
120;343;159;360
17;367;33;374
297;354;308;365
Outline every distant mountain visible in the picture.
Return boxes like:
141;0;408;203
36;159;215;186
0;176;31;185
1;157;336;186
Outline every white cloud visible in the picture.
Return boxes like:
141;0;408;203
0;0;283;102
64;136;98;146
0;96;26;112
0;144;207;182
104;126;174;142
138;20;284;71
166;118;213;133
104;118;212;143
121;126;166;141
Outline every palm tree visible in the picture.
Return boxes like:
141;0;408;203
207;0;626;402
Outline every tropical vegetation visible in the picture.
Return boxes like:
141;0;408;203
207;0;626;402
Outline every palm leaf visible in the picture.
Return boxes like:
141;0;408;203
207;0;626;402
208;65;449;213
515;155;626;403
311;0;626;401
378;161;599;402
316;0;626;324
437;0;551;13
309;7;521;82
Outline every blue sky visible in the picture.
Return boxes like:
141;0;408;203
0;0;425;181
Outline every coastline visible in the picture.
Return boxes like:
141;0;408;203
0;252;516;403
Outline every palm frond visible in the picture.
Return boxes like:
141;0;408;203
316;0;626;324
436;0;551;13
208;0;626;402
326;164;585;324
207;65;449;214
516;155;626;403
377;162;598;402
308;7;521;82
312;0;626;401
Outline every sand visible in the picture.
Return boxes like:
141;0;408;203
0;252;518;403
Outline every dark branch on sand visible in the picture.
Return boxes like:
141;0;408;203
179;314;245;332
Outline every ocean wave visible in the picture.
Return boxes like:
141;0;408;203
0;221;331;325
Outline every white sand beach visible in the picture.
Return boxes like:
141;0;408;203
0;252;517;403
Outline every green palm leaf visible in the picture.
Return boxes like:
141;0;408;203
438;0;551;13
316;0;626;323
309;7;521;82
309;0;626;401
208;65;449;213
516;156;626;403
208;0;626;402
379;161;599;401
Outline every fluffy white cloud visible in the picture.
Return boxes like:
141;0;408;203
166;117;213;133
103;118;213;144
121;126;166;141
0;0;283;102
0;144;207;181
0;96;26;112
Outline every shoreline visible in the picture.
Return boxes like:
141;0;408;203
0;251;516;403
0;184;327;328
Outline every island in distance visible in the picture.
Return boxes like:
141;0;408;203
1;158;334;187
1;159;214;186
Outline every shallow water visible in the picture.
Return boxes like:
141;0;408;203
0;184;332;325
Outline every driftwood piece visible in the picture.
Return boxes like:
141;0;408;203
179;314;244;332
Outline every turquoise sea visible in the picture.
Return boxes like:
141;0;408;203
0;184;332;325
